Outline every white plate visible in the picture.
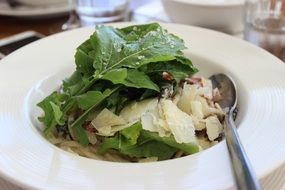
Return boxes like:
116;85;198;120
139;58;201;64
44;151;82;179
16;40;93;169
0;1;71;18
0;23;285;190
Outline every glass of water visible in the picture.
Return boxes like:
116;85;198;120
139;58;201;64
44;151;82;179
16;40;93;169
244;0;285;61
75;0;129;26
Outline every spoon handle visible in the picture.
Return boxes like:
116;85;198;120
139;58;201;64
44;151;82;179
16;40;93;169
225;109;262;190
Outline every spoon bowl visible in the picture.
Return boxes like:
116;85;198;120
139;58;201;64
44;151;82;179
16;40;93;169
210;73;237;110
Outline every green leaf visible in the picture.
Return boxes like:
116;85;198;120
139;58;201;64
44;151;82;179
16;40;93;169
77;39;93;54
101;68;128;84
76;91;107;110
37;91;67;134
90;23;185;73
96;135;120;155
175;56;198;74
123;69;160;91
97;122;143;154
140;130;199;154
74;125;89;146
63;71;85;96
121;122;142;145
141;56;198;82
75;49;94;77
139;89;158;100
97;122;178;160
50;102;64;125
121;141;177;160
102;68;159;91
119;23;163;41
97;134;177;160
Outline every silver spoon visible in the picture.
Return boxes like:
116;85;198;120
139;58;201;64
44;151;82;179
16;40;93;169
210;73;261;190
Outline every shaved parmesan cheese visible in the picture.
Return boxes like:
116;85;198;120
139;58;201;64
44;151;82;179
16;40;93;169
192;116;206;131
197;136;218;150
177;83;199;115
205;116;223;141
111;121;138;133
91;108;127;135
190;101;204;119
172;87;182;105
92;108;126;127
196;96;224;117
95;126;112;136
141;112;156;131
160;99;197;144
86;131;97;145
141;107;170;137
120;98;158;122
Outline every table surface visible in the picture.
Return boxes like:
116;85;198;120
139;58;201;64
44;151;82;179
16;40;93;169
0;15;70;39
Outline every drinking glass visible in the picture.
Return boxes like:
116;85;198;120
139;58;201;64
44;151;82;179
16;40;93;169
74;0;129;26
244;0;285;61
49;0;81;34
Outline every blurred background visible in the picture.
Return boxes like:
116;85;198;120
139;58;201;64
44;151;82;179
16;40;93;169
0;0;168;38
1;0;285;61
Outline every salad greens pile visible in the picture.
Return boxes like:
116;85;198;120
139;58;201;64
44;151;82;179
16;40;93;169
38;23;199;160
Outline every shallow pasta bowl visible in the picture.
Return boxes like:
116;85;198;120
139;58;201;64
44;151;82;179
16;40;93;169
0;23;285;190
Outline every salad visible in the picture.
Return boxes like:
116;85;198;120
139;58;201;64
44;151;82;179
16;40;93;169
38;23;225;162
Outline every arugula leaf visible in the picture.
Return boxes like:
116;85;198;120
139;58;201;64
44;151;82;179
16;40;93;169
97;133;177;160
96;134;121;154
96;122;141;154
77;39;93;53
74;125;89;146
90;24;185;73
75;49;94;77
120;122;142;145
175;56;198;72
101;68;127;84
123;69;159;91
119;23;164;41
76;90;109;110
75;39;95;76
105;90;128;114
63;71;85;96
50;102;65;125
140;130;199;154
141;56;198;82
102;68;159;91
121;141;177;160
37;91;67;134
139;89;158;100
